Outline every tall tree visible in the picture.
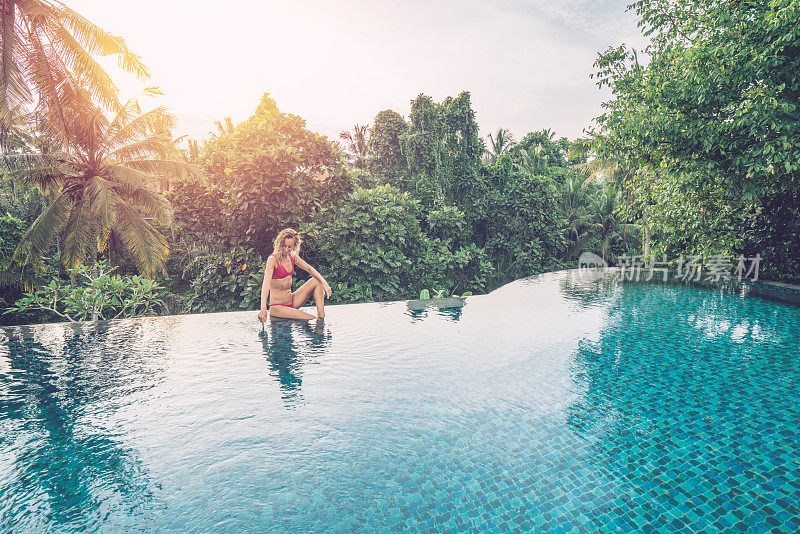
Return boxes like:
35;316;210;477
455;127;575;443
339;123;369;170
593;0;800;281
173;94;338;252
367;109;407;187
12;96;182;277
485;128;515;163
0;0;148;148
401;92;483;205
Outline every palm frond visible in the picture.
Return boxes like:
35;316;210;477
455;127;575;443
22;27;73;147
110;136;177;161
1;152;68;192
113;200;168;278
104;163;159;189
106;106;175;148
213;117;235;137
12;189;73;265
60;191;96;270
47;24;120;112
56;3;149;80
0;37;33;110
104;98;139;142
84;174;116;228
105;165;171;223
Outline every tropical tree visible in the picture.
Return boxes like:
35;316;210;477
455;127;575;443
339;124;369;170
11;96;183;277
367;109;408;188
401;92;483;205
593;0;800;282
485;128;515;163
558;175;596;259
591;185;638;262
172;94;337;252
515;129;568;169
212;117;235;138
0;0;148;149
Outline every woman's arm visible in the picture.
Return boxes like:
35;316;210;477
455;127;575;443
292;253;332;297
258;256;276;323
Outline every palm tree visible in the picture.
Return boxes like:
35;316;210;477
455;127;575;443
211;117;235;139
558;175;596;259
591;185;639;262
569;136;626;183
485;127;515;162
11;97;185;278
0;0;148;150
339;124;369;170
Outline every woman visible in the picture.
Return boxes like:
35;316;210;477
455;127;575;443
257;228;332;323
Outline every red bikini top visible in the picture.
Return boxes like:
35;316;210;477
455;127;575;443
270;253;294;279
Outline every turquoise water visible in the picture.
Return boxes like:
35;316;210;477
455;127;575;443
1;271;799;532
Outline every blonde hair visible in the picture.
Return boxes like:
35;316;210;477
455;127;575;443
272;228;301;262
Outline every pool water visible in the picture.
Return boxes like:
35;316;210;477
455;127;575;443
1;271;799;532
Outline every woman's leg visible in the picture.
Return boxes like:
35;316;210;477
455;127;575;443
312;282;325;318
291;279;325;317
269;305;316;320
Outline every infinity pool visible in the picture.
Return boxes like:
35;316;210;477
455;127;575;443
1;271;799;532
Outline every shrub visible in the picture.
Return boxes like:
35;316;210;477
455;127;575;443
182;249;265;314
5;262;167;323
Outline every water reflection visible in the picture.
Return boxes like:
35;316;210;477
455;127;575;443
556;281;800;529
259;318;330;408
558;270;621;309
0;320;171;530
405;301;466;323
565;283;800;471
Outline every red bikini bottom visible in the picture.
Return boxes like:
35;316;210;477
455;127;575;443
269;297;294;308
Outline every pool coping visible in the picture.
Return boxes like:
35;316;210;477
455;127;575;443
4;268;800;331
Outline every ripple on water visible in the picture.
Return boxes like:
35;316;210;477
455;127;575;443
2;271;800;532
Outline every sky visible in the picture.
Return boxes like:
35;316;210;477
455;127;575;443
68;0;646;144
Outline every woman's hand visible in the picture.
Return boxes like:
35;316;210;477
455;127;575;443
257;307;268;324
322;280;332;298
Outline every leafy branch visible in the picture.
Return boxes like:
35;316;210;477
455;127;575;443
4;261;166;322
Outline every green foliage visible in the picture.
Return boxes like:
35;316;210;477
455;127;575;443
171;94;338;253
5;262;166;322
9;100;180;278
426;205;468;244
468;163;564;280
594;0;800;281
402;94;443;203
440;92;484;203
400;92;484;205
417;240;493;296
340;124;370;170
304;185;490;302
737;190;800;283
1;212;25;271
627;171;738;261
182;249;265;314
368;110;409;188
303;185;425;302
168;179;228;251
485;128;516;163
515;130;569;169
0;213;31;306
